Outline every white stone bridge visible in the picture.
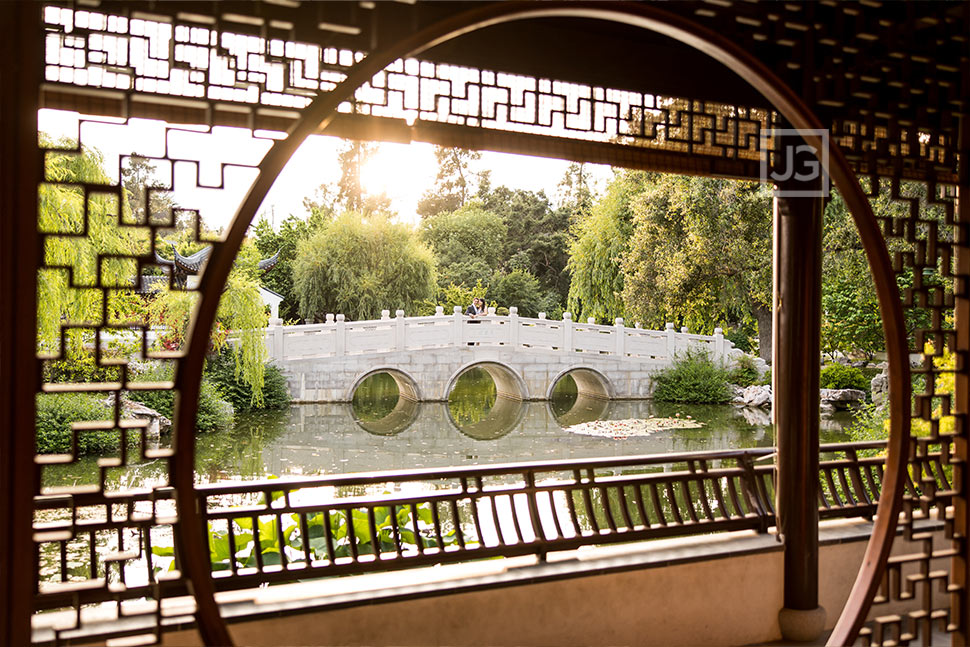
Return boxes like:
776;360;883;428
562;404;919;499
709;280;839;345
262;307;763;403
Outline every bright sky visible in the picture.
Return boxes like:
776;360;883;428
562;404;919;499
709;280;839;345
39;109;611;232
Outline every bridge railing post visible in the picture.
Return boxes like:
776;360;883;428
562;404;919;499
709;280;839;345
562;312;573;353
435;306;444;317
614;317;625;357
714;327;725;362
381;309;390;320
509;306;519;348
268;318;283;361
665;322;675;359
335;314;345;356
395;309;406;350
453;306;463;346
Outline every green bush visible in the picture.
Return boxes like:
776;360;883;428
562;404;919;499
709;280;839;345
760;367;772;386
128;363;234;432
652;349;731;404
727;354;760;387
205;348;290;413
724;328;753;354
36;393;119;455
820;364;868;391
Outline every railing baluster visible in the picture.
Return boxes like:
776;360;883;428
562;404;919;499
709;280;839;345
616;485;635;530
449;499;466;549
647;483;668;526
388;505;403;556
408;503;425;554
252;515;264;572
710;477;730;520
367;506;380;558
599;486;619;532
679;480;699;523
665;482;684;525
429;501;445;551
564;485;584;536
298;512;312;565
580;481;601;534
630;482;649;528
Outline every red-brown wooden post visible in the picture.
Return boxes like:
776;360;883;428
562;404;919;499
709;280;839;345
0;3;43;645
772;132;826;641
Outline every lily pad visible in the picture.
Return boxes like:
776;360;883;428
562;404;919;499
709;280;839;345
564;417;704;439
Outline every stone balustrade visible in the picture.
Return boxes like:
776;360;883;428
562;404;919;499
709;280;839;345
258;310;765;403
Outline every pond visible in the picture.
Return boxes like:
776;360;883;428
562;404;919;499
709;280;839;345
41;369;855;490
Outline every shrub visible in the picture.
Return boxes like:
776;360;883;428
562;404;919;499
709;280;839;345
128;363;234;432
727;354;760;387
36;393;118;454
724;328;753;354
760;368;772;386
205;348;290;413
820;364;868;391
652;348;731;404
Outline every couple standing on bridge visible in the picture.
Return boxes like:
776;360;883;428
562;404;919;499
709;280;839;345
465;297;488;319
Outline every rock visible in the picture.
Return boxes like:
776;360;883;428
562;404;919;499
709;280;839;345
122;400;172;437
740;385;772;408
737;406;771;426
820;388;866;411
870;370;889;405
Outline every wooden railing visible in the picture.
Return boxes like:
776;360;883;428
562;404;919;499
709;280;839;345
35;441;923;613
263;307;763;369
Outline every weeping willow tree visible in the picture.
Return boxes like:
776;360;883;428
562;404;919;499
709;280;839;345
148;239;269;405
293;211;436;321
38;138;150;367
38;136;270;404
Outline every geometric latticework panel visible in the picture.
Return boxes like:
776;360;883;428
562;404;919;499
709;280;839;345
32;115;272;645
850;176;964;646
41;5;779;180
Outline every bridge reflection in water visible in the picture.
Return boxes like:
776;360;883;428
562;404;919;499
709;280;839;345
248;368;852;478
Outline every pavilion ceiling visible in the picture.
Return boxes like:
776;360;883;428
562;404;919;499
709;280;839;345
41;1;968;181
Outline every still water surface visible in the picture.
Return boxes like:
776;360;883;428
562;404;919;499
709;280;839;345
42;370;854;490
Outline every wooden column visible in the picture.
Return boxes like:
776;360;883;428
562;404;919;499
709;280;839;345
953;116;970;647
0;3;43;646
772;138;825;640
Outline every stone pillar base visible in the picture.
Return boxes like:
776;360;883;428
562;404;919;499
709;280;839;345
778;606;827;642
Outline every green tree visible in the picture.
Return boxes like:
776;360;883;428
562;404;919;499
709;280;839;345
293;212;436;321
251;214;321;321
620;174;773;358
417;147;482;218
821;182;947;357
557;162;594;224
420;202;506;289
487;269;549;318
38;138;150;362
121;154;185;229
481;186;571;305
335;140;375;213
566;171;639;323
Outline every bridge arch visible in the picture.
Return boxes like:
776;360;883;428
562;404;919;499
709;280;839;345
548;368;614;428
443;361;528;402
547;367;614;401
348;368;420;436
348;367;421;403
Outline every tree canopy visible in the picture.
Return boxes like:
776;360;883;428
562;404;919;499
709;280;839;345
420;202;507;289
620;174;773;356
293;212;436;321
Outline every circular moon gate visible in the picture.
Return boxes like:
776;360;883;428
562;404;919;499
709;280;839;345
174;4;910;644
